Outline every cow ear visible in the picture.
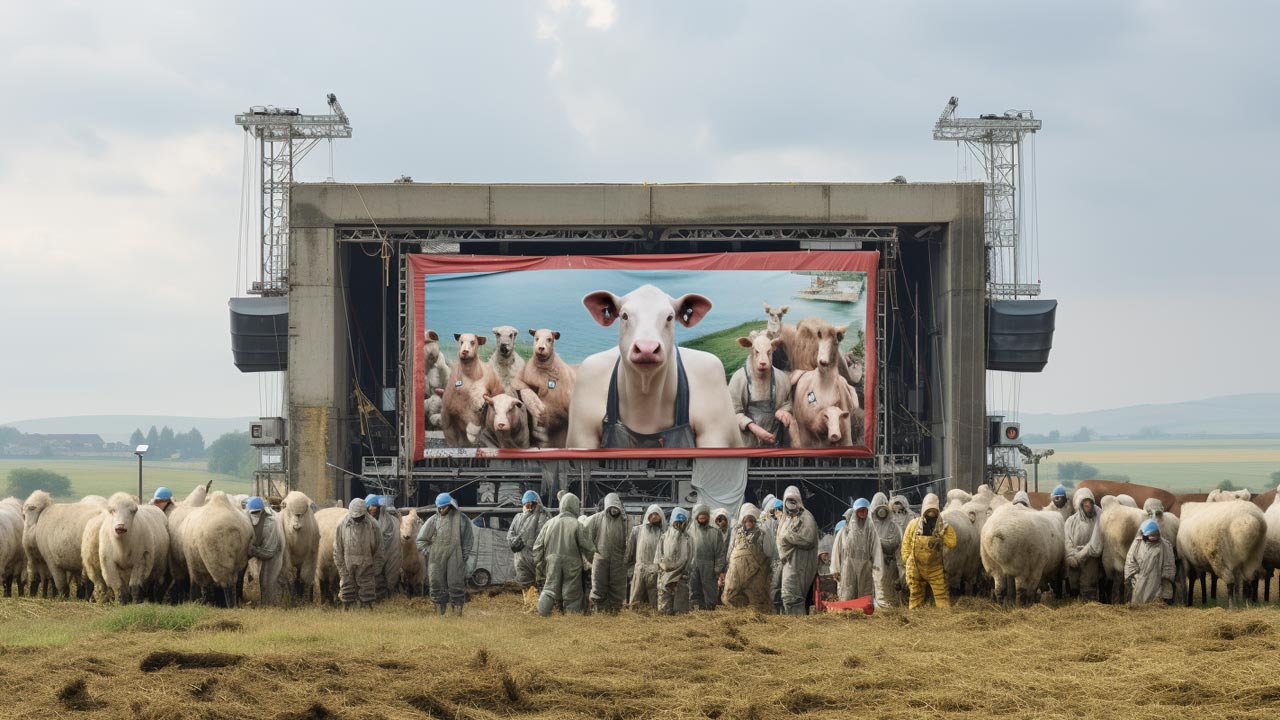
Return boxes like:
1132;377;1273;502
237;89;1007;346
453;333;462;342
492;327;502;336
835;324;849;342
476;335;487;346
513;399;523;409
840;411;850;420
736;337;753;348
427;330;439;342
482;394;493;405
779;305;789;314
528;328;537;337
763;301;772;313
673;293;713;328
552;331;561;340
583;291;622;327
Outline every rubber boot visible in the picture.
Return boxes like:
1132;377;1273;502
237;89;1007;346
436;603;448;615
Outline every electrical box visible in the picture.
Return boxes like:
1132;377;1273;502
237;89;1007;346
988;417;1021;446
250;417;286;447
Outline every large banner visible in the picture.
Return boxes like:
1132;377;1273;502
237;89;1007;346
408;251;878;459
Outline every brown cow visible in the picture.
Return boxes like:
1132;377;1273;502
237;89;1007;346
512;329;577;448
791;319;860;448
476;393;532;449
782;316;860;388
1077;480;1176;516
440;333;504;447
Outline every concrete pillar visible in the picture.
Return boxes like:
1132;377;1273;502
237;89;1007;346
940;185;987;492
287;226;348;503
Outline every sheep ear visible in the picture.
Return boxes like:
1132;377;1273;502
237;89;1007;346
770;338;784;350
835;324;849;342
583;291;622;327
482;394;493;405
476;335;487;346
427;330;439;342
736;337;753;348
514;400;523;409
763;301;773;313
492;327;502;336
552;331;560;340
453;333;462;342
528;328;537;337
779;305;789;314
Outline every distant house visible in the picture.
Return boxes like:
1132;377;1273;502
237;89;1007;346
2;433;105;456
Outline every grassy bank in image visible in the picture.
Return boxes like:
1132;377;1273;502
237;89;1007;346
0;458;252;501
2;593;1280;719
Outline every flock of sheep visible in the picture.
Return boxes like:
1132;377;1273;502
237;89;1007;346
0;484;428;607
959;482;1280;608
4;477;1278;610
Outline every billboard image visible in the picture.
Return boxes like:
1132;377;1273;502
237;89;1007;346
408;251;878;459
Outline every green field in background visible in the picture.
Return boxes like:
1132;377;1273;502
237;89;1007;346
1026;438;1280;493
0;458;252;501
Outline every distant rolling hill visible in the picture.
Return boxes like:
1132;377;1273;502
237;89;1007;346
1012;393;1280;437
0;415;257;443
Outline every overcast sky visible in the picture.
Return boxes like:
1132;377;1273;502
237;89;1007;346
1;0;1276;423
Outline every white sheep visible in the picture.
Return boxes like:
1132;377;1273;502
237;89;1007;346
164;482;212;602
400;510;426;596
97;492;170;604
941;505;982;597
81;512;108;602
313;506;347;604
1208;488;1253;503
181;491;253;607
22;491;104;598
278;491;320;601
1261;494;1280;601
1177;499;1267;608
0;498;24;597
1098;495;1147;603
979;502;1066;605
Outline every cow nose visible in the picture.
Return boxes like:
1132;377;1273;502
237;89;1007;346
496;421;508;430
630;341;662;364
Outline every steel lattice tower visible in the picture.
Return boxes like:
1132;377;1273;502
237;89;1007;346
933;96;1041;299
235;94;352;296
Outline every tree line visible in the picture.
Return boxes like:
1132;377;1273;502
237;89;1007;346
128;426;205;459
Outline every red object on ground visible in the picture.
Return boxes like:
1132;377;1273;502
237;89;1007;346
813;577;874;615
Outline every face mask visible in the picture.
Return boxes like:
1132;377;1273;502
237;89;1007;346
1052;497;1066;507
1143;534;1159;544
875;508;888;519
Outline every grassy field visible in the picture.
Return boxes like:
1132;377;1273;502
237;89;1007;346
1027;438;1280;494
0;458;252;501
1;594;1279;719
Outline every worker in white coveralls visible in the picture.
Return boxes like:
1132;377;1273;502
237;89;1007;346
508;490;551;606
246;496;284;606
416;493;474;616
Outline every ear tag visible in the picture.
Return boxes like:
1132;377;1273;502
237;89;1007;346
455;380;463;388
807;391;817;404
548;380;556;389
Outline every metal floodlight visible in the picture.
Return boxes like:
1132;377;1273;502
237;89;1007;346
134;444;149;456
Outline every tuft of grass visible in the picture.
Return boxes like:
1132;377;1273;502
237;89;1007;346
96;604;207;632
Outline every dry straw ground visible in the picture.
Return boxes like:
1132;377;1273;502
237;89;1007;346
2;592;1280;719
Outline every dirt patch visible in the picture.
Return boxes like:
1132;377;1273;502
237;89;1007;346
57;677;105;711
778;688;839;714
140;650;244;672
755;645;780;655
375;659;412;670
1072;649;1111;663
190;677;217;700
276;703;337;720
405;694;461;718
842;654;862;668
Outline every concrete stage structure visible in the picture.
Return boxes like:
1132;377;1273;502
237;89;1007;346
285;182;986;519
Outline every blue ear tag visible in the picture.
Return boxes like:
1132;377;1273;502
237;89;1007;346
807;391;817;404
548;380;556;389
455;380;463;387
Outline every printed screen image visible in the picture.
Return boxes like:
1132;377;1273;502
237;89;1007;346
408;251;878;459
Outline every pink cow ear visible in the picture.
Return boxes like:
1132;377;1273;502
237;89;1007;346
736;337;753;348
482;394;493;405
673;294;713;328
552;331;561;340
583;291;622;327
426;330;439;342
476;335;487;346
770;338;784;350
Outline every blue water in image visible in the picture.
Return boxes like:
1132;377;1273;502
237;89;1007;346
424;269;867;362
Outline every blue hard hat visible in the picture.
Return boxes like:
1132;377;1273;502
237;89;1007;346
672;508;688;523
853;498;870;512
246;496;265;511
364;494;381;507
1140;519;1159;536
153;487;173;500
435;492;454;507
1051;485;1068;498
521;490;540;505
770;499;784;510
835;520;847;532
